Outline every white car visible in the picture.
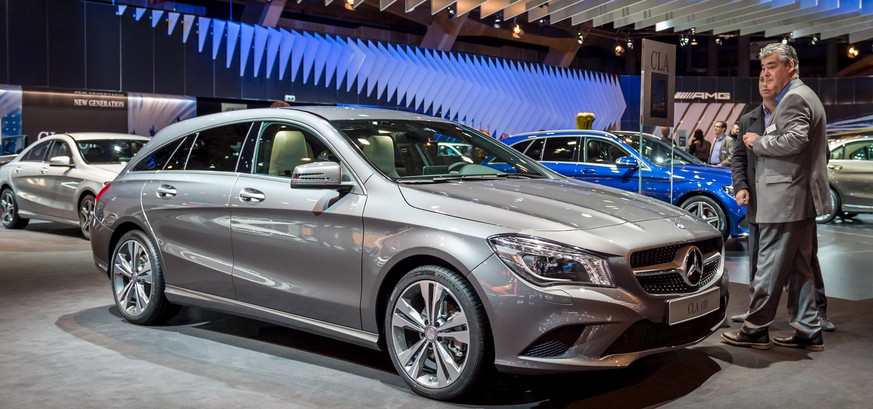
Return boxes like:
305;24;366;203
0;132;150;238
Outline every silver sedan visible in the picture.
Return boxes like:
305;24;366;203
89;107;728;401
0;132;150;238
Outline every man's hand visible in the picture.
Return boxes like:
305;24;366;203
735;189;750;206
743;132;760;150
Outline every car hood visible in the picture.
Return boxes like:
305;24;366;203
399;178;692;231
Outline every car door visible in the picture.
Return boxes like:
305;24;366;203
140;122;252;299
8;139;54;216
44;138;79;220
229;122;365;329
580;137;668;201
540;136;582;177
830;140;873;210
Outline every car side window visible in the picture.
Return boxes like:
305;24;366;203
48;140;72;161
524;138;545;161
20;140;52;162
253;123;335;177
585;139;626;164
845;141;872;161
132;137;188;171
184;123;252;171
542;137;580;162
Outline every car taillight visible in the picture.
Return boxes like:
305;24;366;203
95;182;111;203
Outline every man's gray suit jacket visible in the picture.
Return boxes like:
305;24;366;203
750;79;832;223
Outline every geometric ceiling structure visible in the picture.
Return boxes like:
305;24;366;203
121;6;626;136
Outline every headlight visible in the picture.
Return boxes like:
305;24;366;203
488;235;614;287
722;185;734;196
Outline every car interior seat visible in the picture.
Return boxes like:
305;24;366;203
84;146;104;163
269;130;313;176
363;135;400;178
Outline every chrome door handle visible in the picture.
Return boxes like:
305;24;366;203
13;166;22;173
581;168;597;174
40;168;49;174
239;188;266;203
156;184;177;199
827;164;842;170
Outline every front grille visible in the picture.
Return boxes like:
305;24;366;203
629;237;722;268
520;325;586;358
601;296;726;357
629;237;723;295
635;257;720;294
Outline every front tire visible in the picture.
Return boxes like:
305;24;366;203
385;265;491;401
78;193;95;240
1;188;29;229
111;230;177;325
681;195;728;239
816;188;840;224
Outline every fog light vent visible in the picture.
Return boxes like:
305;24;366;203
520;325;585;358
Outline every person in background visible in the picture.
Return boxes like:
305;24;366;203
709;121;734;167
729;122;740;139
687;128;711;162
270;100;291;107
721;42;832;351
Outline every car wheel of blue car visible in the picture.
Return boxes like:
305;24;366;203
681;195;728;239
385;265;492;401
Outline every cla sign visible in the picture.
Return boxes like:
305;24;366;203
679;245;704;287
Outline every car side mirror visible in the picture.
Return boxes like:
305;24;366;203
49;156;73;167
615;156;639;168
290;161;353;192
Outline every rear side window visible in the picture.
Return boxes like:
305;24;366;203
542;137;580;162
845;141;873;161
184;123;251;171
132;137;187;171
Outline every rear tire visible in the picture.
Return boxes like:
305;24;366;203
816;188;840;224
1;188;29;229
78;193;95;240
110;230;177;325
385;265;492;401
680;195;728;239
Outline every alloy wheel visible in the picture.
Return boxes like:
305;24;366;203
390;279;471;390
0;190;13;224
112;238;155;318
79;195;95;239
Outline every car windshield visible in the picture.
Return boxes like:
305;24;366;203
332;119;550;182
616;133;704;166
78;139;148;164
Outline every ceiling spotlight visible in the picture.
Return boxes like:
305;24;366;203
690;36;698;46
344;0;354;11
715;37;723;46
614;43;625;56
512;23;524;39
577;33;584;45
679;35;689;47
810;34;818;45
626;37;633;50
494;12;502;28
448;6;455;16
781;36;789;45
848;45;859;58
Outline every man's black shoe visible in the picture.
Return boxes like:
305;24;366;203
773;332;825;351
721;330;771;350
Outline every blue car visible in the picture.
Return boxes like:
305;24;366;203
501;130;747;239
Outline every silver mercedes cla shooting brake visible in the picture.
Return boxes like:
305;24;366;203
90;107;728;401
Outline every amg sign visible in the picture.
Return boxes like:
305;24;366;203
674;92;731;100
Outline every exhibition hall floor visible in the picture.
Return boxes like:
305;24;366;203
1;218;871;408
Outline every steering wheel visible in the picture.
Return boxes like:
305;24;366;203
448;162;467;172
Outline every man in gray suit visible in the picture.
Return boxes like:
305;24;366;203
721;43;832;351
709;121;735;167
728;75;835;331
